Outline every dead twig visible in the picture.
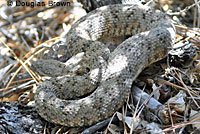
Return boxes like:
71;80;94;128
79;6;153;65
82;117;117;134
167;0;200;16
0;28;18;41
0;80;35;98
1;37;60;93
193;0;200;27
162;117;200;132
167;102;176;134
156;78;185;90
0;7;53;28
0;38;40;92
173;69;200;109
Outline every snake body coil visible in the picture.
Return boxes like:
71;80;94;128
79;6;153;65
34;4;176;126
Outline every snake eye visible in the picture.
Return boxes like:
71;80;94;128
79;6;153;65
86;67;90;72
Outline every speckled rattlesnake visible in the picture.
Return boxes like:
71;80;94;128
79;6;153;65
34;4;176;127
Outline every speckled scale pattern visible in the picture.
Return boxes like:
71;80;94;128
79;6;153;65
34;4;176;127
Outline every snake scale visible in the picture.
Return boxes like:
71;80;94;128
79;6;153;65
34;4;176;127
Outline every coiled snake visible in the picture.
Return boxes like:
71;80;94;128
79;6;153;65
34;4;176;127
